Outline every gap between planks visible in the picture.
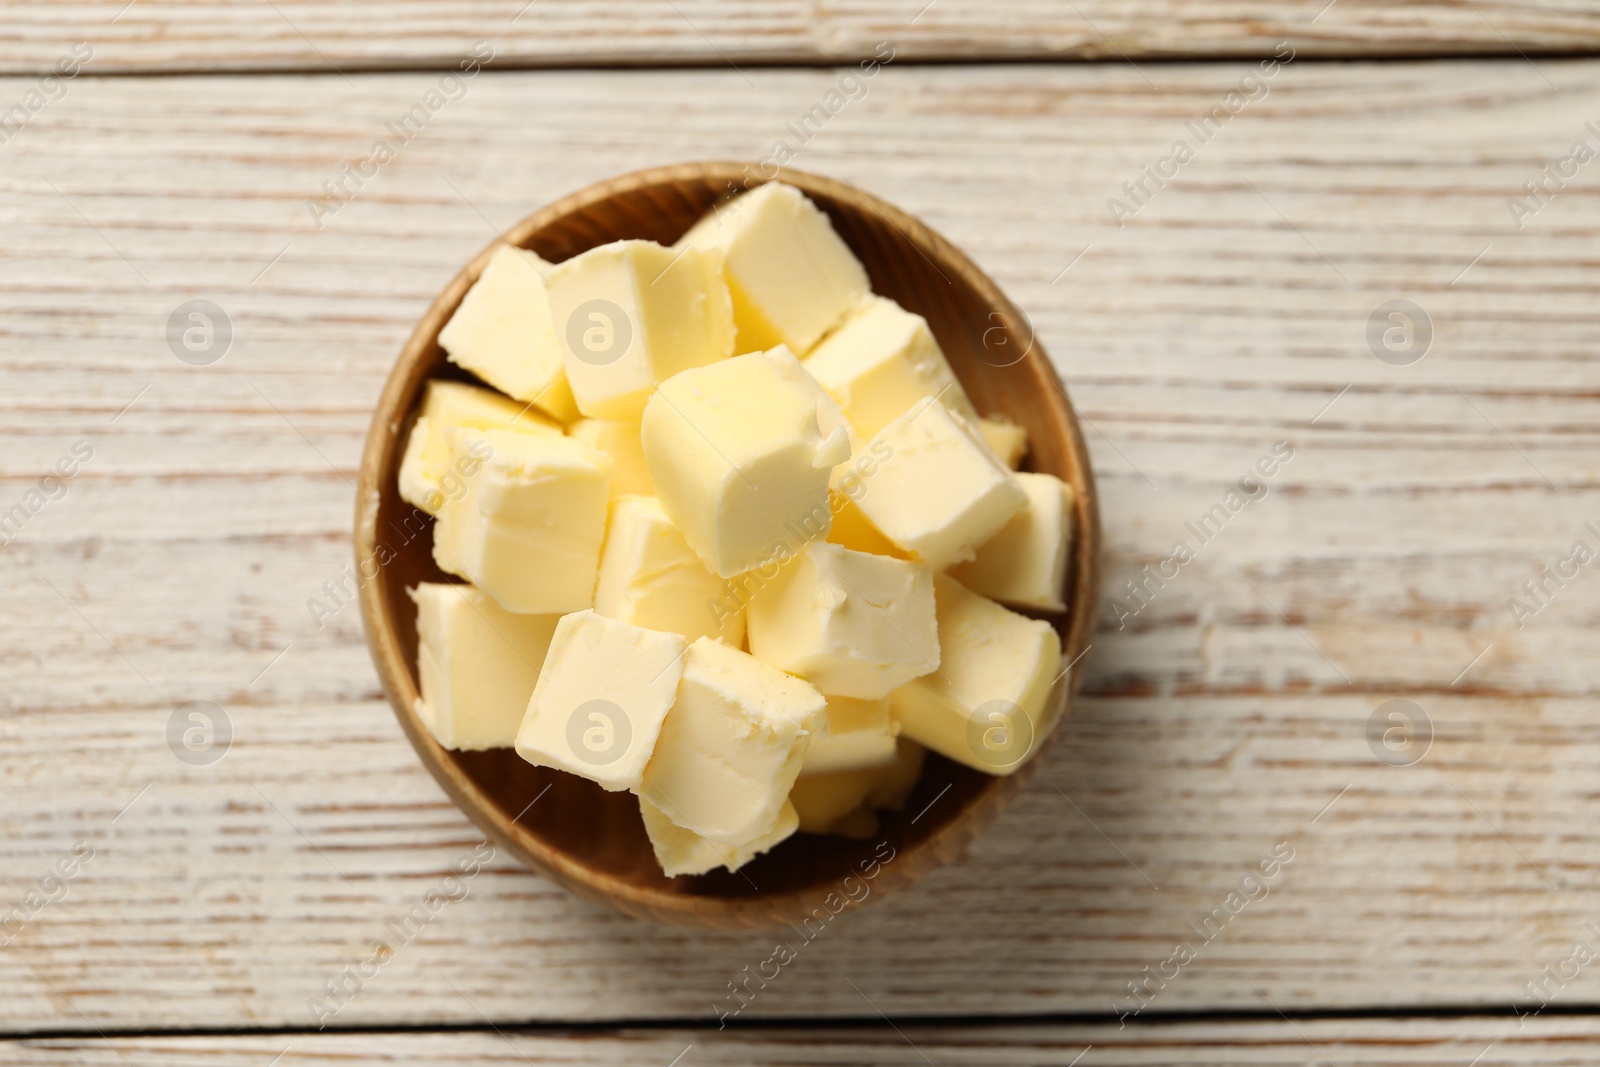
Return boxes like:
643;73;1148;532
30;46;1600;79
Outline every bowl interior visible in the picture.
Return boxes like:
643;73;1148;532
357;163;1100;927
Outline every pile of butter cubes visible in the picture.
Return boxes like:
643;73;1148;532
400;182;1075;877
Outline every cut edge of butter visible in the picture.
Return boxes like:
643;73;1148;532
409;581;560;751
431;429;613;614
949;470;1075;612
853;399;1029;569
514;609;688;792
889;574;1062;776
397;379;563;515
802;293;981;439
639;635;827;846
639;796;799;877
438;244;565;403
677;181;869;355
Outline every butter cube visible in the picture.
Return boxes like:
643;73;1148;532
432;429;611;614
746;542;939;699
639;637;826;845
800;695;899;775
950;472;1075;612
546;240;734;420
978;417;1029;469
439;245;565;405
791;737;925;834
514;610;687;791
639;797;798;877
641;347;850;579
398;380;562;515
410;582;560;751
569;417;655;498
679;182;869;355
853;399;1028;569
594;495;745;646
803;295;982;438
890;575;1062;775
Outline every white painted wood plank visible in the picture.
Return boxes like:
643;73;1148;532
4;1018;1600;1066
1;61;1598;1029
1;1;1597;73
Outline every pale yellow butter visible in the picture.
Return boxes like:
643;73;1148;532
639;797;798;877
410;582;560;751
432;429;611;614
853;399;1028;569
515;610;687;792
678;182;869;355
639;636;826;846
951;471;1075;612
825;491;903;558
800;695;900;775
803;295;981;438
398;380;562;515
977;416;1029;469
791;737;925;834
890;575;1061;775
531;367;582;424
593;495;745;647
438;245;565;405
746;541;939;699
569;417;655;498
641;347;850;579
546;239;734;420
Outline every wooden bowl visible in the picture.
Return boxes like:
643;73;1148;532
355;162;1100;929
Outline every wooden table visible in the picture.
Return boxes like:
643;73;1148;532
4;3;1600;1063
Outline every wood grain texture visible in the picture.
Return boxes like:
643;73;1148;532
1;58;1599;1030
2;1;1599;74
6;1018;1600;1065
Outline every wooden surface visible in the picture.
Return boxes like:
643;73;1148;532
8;1018;1600;1066
3;5;1600;1060
5;1;1600;72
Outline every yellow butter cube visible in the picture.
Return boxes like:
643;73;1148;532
639;637;826;846
410;582;560;751
438;245;565;405
853;400;1028;569
514;610;687;792
432;429;611;614
678;182;869;355
951;472;1075;612
639;797;798;877
546;239;733;419
890;575;1062;775
803;295;981;438
641;347;850;579
746;542;939;699
397;380;562;515
594;495;745;647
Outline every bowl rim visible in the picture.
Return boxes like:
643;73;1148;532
355;161;1102;928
